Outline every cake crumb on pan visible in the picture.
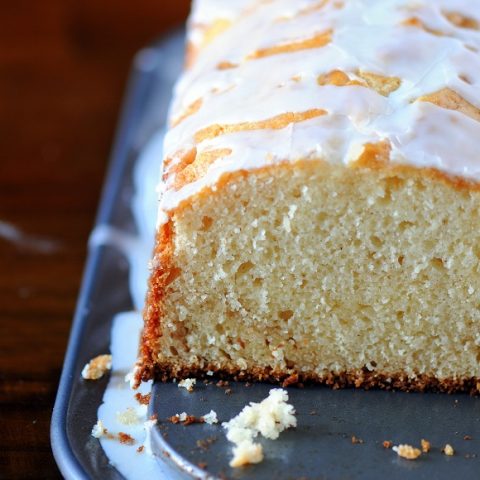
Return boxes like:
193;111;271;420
392;444;422;460
91;419;108;439
178;378;196;392
421;439;431;453
230;441;264;468
118;432;135;445
196;436;217;451
116;406;146;425
383;440;393;449
351;435;364;444
202;410;218;425
222;388;296;467
81;354;112;380
169;412;205;425
443;444;455;456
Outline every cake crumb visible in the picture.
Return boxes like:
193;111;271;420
118;432;135;445
197;462;207;469
184;415;205;426
393;444;422;460
169;412;187;424
81;354;112;380
91;419;107;439
169;412;205;425
202;410;218;425
135;392;151;405
464;435;472;440
383;440;393;449
421;439;431;453
443;444;455;456
230;441;264;468
351;435;364;444
178;378;196;392
196;436;217;451
137;445;144;453
223;388;296;467
116;407;144;425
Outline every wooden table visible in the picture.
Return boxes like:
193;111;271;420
0;1;189;477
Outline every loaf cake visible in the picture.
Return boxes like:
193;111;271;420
136;0;480;394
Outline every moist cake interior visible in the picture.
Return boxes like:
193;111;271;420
142;159;480;392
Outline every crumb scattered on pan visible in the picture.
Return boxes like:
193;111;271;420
225;388;232;395
230;442;264;468
383;440;393;449
137;445;144;453
196;436;218;451
169;412;205;425
197;462;208;469
464;435;472;440
202;410;218;425
91;419;139;446
392;444;422;460
118;432;135;445
443;444;455;456
91;419;111;439
421;439;431;453
116;406;146;425
81;354;112;380
216;380;229;388
178;378;196;392
169;412;187;424
223;388;296;468
351;435;364;444
184;415;205;426
135;392;151;405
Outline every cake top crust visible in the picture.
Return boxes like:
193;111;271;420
157;0;480;224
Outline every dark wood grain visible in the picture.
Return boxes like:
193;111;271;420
0;1;190;478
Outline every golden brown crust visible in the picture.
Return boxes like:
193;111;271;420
147;362;480;395
138;220;177;384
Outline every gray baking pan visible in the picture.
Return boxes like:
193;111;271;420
50;30;185;479
151;381;479;480
52;30;480;479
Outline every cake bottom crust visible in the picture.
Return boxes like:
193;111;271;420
140;362;480;395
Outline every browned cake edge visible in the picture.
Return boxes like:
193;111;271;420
144;362;480;395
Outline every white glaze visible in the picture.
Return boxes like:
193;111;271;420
159;0;480;224
91;132;181;478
